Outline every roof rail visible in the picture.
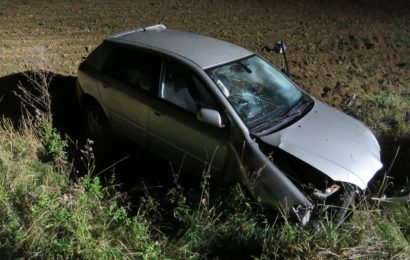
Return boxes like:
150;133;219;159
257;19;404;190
109;24;167;38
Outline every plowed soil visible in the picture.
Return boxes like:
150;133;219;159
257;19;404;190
1;0;409;105
0;0;409;189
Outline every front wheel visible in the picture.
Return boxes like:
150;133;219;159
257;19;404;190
332;185;356;227
314;184;357;227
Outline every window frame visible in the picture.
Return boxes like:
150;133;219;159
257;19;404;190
158;60;219;115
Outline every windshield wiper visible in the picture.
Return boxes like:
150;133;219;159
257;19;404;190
283;95;313;118
251;96;314;135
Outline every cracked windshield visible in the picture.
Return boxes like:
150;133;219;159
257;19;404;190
207;55;302;128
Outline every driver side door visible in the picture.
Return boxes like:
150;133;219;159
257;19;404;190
148;61;229;173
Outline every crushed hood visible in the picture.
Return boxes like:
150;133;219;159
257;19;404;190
259;100;383;190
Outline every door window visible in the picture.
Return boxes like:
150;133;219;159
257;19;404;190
102;47;161;92
160;62;216;114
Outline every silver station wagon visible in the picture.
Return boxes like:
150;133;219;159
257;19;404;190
76;24;383;224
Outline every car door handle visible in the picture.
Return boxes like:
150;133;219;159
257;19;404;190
153;108;164;116
102;80;110;88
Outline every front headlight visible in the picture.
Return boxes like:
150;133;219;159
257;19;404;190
313;184;341;199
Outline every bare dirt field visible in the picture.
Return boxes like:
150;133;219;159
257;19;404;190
0;0;409;191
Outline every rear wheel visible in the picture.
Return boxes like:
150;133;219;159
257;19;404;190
84;102;110;145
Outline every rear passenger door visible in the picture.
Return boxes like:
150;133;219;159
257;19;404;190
148;60;229;173
98;47;161;147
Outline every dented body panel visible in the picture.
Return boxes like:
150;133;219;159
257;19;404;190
259;100;383;190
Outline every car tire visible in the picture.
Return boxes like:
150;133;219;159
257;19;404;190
309;184;356;228
333;186;356;227
84;102;110;145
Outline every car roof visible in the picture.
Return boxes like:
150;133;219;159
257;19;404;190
106;24;253;69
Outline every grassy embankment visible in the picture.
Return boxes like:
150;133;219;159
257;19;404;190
0;69;409;258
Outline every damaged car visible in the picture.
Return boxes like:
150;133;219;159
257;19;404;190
76;24;383;225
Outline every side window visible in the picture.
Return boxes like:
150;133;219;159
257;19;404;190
102;47;160;92
161;62;216;114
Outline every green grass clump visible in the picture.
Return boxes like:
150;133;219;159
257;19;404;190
169;185;410;259
0;116;409;258
0;119;163;259
344;91;410;136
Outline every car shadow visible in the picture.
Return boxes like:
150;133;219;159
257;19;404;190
0;71;81;135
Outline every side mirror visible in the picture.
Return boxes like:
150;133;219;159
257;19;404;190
274;41;287;54
197;108;224;128
274;41;290;77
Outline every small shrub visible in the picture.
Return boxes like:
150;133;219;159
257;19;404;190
38;118;67;163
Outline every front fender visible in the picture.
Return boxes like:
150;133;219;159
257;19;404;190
231;135;312;209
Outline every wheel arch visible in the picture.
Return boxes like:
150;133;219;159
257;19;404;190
80;94;111;121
